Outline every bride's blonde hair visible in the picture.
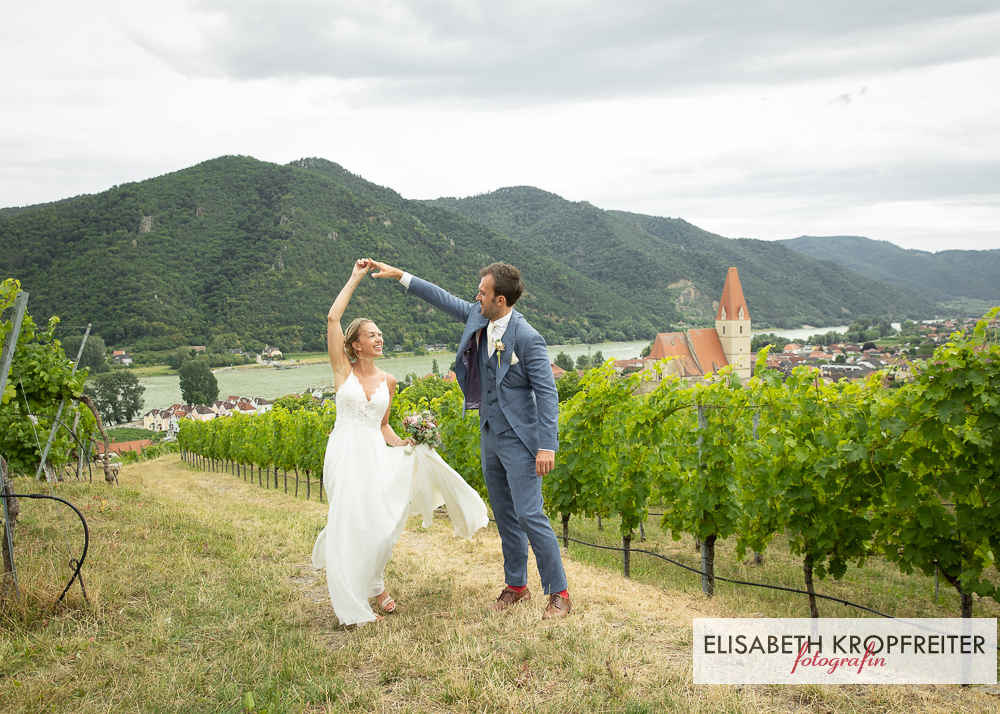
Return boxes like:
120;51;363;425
344;318;375;360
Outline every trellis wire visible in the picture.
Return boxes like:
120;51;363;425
181;449;325;504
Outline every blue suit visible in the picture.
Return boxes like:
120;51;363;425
406;276;567;593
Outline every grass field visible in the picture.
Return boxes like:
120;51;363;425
2;456;998;713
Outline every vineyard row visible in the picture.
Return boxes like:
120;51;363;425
179;310;1000;618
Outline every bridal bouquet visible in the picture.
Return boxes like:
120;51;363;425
402;410;443;453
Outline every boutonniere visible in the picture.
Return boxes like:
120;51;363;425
494;339;505;368
510;351;519;366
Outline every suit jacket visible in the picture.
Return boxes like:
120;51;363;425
407;276;559;455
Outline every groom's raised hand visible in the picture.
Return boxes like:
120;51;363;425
369;260;403;281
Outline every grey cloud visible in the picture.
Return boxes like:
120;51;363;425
133;0;1000;101
832;86;868;104
645;159;1000;207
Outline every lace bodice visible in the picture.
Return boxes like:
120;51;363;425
335;371;390;429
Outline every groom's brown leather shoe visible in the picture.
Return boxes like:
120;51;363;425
491;586;532;611
542;592;571;620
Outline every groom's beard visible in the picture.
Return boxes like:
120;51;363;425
479;297;502;320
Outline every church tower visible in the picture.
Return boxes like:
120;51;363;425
715;267;751;380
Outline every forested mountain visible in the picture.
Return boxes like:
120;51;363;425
779;235;1000;305
429;188;937;329
2;157;945;355
0;157;661;352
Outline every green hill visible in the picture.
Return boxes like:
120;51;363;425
779;235;1000;307
429;188;937;329
0;157;661;353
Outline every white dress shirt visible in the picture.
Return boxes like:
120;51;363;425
485;311;512;357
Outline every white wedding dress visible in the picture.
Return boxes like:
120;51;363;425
311;371;488;625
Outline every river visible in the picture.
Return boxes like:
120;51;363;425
139;339;655;411
139;326;876;411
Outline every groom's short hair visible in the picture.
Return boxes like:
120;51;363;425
481;263;524;306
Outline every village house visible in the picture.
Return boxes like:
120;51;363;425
613;359;645;374
251;397;273;413
142;409;174;431
112;350;133;365
819;363;873;383
190;405;217;422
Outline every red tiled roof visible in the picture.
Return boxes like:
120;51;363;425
648;332;703;377
715;267;749;321
614;359;645;369
550;364;566;379
96;439;152;455
688;328;729;374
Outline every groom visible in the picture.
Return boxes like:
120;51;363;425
370;260;571;619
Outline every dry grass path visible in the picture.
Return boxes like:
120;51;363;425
1;456;997;713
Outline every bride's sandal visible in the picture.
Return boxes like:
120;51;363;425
376;590;396;614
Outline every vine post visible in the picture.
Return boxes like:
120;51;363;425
701;535;717;597
34;324;91;482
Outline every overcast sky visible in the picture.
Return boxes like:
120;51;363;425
3;0;998;251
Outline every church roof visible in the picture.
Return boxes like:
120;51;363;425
688;329;729;373
648;330;729;377
648;332;702;376
716;267;749;321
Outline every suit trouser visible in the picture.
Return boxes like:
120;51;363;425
480;422;567;594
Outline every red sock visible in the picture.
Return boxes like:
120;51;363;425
507;584;528;592
556;589;569;599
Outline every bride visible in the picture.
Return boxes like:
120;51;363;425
312;258;488;627
311;257;414;626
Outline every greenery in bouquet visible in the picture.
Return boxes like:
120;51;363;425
402;410;442;449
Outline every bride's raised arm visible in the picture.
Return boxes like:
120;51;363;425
328;258;372;385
